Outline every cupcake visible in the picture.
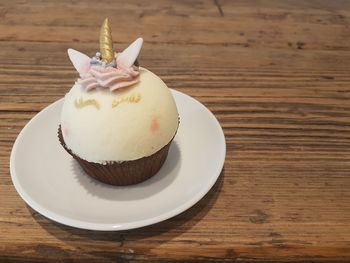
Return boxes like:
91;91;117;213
59;18;179;186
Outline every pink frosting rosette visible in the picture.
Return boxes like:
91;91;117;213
78;56;140;91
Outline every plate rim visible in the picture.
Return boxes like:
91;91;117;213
10;89;226;231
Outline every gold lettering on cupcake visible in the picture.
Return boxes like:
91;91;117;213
112;93;141;108
74;97;100;110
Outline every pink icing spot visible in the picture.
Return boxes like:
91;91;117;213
150;117;160;134
63;127;70;137
62;122;70;137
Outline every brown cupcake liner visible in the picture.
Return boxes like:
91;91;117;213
58;126;172;186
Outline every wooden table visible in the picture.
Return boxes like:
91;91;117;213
1;0;350;262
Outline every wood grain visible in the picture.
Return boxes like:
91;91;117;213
1;0;350;262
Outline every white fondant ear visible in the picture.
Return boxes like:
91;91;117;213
117;38;143;67
67;48;91;74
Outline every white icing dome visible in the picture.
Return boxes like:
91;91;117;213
60;67;179;163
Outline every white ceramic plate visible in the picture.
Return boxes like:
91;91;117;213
10;90;226;231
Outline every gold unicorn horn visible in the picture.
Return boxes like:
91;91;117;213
99;18;114;64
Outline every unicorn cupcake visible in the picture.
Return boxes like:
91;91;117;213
59;18;179;185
